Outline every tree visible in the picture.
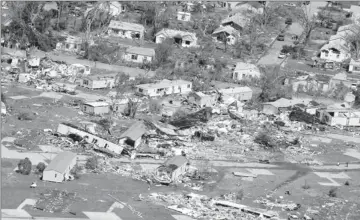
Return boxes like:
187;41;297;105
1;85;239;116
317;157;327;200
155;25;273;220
258;66;289;102
36;162;46;173
85;156;98;170
155;38;174;67
345;25;360;59
114;72;141;118
18;158;32;175
296;4;318;45
241;18;267;56
5;2;64;51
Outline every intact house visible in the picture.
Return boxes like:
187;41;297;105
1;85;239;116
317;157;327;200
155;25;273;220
162;156;190;182
317;106;360;127
219;86;253;102
177;11;191;21
80;74;117;89
81;102;110;115
212;26;240;45
319;41;351;64
188;92;218;107
155;29;198;47
57;123;124;155
118;121;147;148
107;20;145;40
123;47;155;63
135;79;192;97
56;36;84;53
232;62;261;80
262;98;308;115
42;151;77;183
221;13;250;31
349;59;360;74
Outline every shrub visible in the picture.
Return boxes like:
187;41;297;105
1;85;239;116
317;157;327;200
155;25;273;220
70;164;83;179
36;162;46;173
149;99;162;114
85;156;99;170
18;112;35;121
328;187;337;197
18;158;32;175
236;189;244;200
254;132;274;148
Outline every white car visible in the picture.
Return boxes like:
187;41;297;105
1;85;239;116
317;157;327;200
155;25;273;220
278;52;286;59
284;3;296;7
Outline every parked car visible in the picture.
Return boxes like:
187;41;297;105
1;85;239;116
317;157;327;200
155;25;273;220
277;34;285;41
278;52;286;59
284;3;296;7
285;18;293;25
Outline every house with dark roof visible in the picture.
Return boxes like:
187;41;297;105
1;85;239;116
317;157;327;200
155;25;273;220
221;13;250;31
42;152;77;183
107;20;145;40
119;122;147;148
123;46;155;63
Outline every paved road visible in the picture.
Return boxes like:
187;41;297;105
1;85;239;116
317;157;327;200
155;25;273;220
258;23;303;66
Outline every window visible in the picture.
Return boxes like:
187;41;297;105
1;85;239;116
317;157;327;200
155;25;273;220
242;74;246;78
185;41;191;45
134;33;140;39
55;174;57;178
187;84;190;88
131;54;138;60
92;139;98;144
355;66;359;71
83;106;87;111
139;88;143;92
104;143;109;149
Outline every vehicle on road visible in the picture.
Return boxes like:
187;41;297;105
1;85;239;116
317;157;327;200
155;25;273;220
284;3;296;7
278;52;286;59
277;34;285;41
285;18;293;25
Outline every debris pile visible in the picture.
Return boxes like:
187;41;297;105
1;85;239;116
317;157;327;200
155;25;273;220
145;192;274;220
35;190;77;213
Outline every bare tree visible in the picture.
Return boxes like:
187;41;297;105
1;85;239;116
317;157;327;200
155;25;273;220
297;4;317;45
344;22;360;59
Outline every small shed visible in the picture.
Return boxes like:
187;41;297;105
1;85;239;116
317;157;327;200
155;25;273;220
164;156;189;182
42;152;77;183
81;102;110;115
119;122;147;148
188;92;217;107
